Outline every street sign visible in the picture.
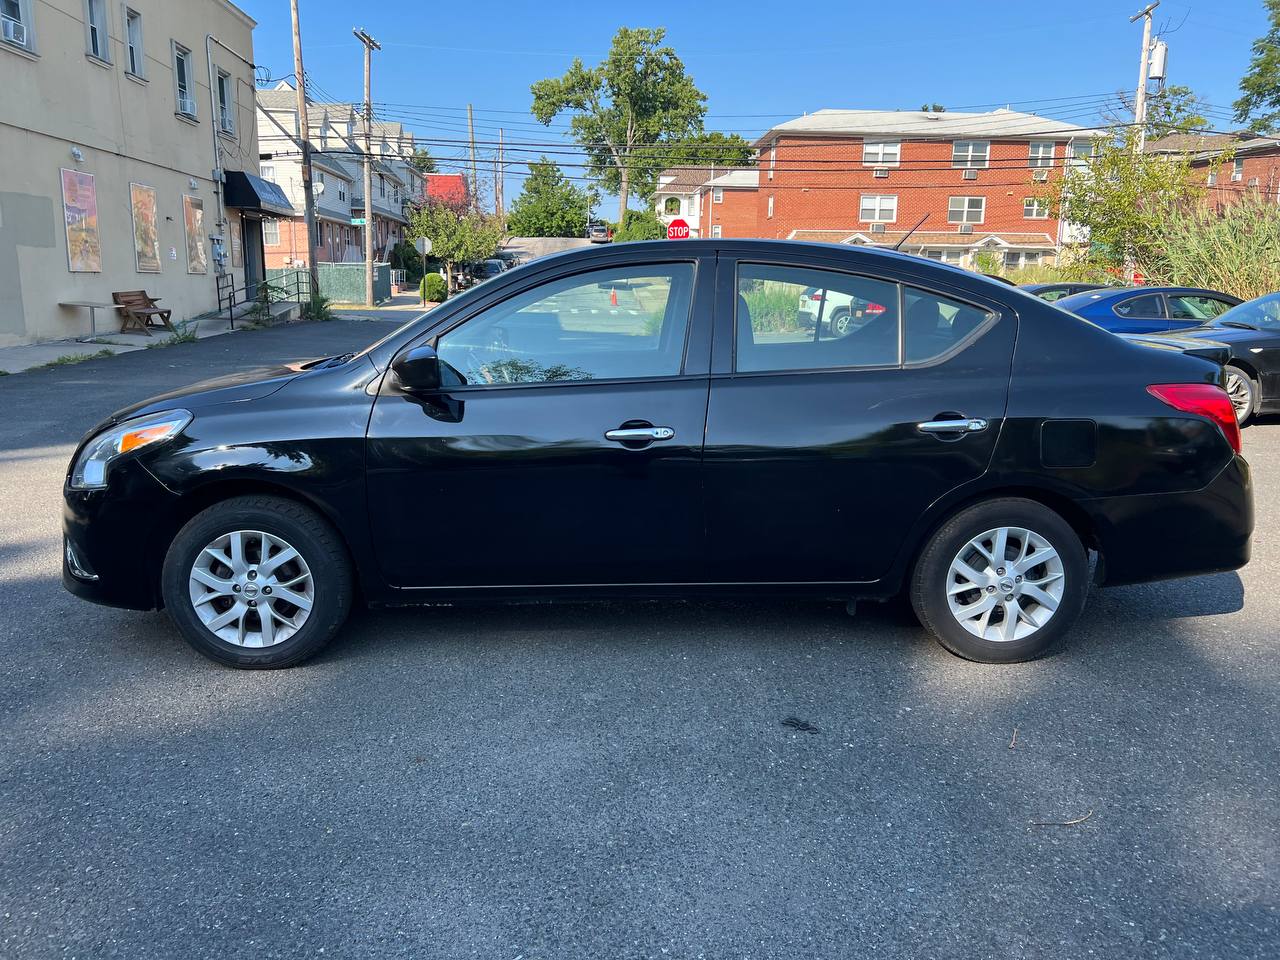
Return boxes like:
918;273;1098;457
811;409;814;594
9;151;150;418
414;237;433;255
350;218;366;226
666;218;690;240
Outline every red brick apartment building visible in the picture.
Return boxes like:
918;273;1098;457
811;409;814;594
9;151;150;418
1149;133;1280;210
675;108;1096;268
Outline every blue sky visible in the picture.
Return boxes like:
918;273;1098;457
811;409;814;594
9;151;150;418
239;0;1274;208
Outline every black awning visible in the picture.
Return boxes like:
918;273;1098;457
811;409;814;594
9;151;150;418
223;171;296;218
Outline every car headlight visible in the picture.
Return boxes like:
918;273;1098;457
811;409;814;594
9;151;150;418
69;409;192;489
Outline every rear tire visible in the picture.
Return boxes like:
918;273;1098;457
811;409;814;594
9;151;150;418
1224;365;1257;426
161;495;354;669
910;498;1088;663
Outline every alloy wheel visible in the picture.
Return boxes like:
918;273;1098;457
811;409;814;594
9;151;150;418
1224;370;1253;423
946;526;1065;643
188;530;314;647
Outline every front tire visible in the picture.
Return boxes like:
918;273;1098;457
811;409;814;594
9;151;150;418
910;498;1088;663
161;495;354;669
1224;365;1257;426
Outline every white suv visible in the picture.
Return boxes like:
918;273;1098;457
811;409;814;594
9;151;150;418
796;286;889;336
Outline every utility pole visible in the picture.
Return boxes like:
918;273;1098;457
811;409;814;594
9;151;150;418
467;103;478;213
353;27;380;306
494;127;505;226
1130;1;1159;154
290;0;319;303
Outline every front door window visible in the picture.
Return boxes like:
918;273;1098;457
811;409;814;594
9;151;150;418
437;264;695;385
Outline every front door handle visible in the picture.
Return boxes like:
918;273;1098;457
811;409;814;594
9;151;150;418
605;426;676;442
917;417;988;436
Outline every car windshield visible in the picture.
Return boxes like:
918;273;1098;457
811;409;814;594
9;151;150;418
1216;292;1280;330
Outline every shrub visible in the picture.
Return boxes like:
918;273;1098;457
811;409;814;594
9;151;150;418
1138;194;1280;300
421;273;448;303
302;294;333;321
613;209;666;242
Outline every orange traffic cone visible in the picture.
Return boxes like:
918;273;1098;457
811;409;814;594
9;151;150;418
610;287;618;306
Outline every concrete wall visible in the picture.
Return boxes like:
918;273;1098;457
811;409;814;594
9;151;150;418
0;0;258;345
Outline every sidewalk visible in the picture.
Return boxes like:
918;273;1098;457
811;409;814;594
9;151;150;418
0;300;294;375
331;292;437;321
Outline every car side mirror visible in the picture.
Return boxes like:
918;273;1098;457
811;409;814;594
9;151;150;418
392;344;442;392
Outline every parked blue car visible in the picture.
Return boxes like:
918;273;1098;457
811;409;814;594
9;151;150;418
1054;286;1242;334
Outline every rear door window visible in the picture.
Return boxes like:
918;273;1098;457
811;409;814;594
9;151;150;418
735;264;899;372
903;287;995;363
1113;294;1166;319
1168;294;1234;321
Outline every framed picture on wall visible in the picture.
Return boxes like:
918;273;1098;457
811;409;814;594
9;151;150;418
230;213;243;269
130;183;162;273
183;195;207;274
61;169;102;272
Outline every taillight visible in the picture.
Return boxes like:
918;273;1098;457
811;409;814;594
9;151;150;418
866;302;886;315
808;293;824;301
1147;383;1242;453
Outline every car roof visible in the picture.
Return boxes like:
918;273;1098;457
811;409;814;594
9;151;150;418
1054;285;1232;308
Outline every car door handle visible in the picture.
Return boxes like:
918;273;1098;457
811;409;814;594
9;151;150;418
605;426;676;442
917;417;988;435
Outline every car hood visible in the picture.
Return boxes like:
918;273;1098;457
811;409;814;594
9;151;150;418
1168;323;1260;344
95;360;315;429
1119;332;1231;366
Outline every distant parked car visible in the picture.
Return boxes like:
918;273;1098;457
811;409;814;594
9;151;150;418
471;259;507;283
586;222;611;243
1054;286;1241;334
796;286;889;336
1022;282;1111;302
1124;291;1280;424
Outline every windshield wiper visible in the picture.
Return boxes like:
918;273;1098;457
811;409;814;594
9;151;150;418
1218;320;1259;331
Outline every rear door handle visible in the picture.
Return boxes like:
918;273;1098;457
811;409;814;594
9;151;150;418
917;417;988;435
605;426;676;442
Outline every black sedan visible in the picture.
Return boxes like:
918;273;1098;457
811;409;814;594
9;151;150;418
1139;291;1280;424
63;241;1253;669
1021;282;1112;302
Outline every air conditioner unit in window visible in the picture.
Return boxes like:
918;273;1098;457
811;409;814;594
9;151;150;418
871;222;886;234
1248;177;1260;187
178;95;197;117
958;223;974;234
874;167;889;178
2;16;26;45
962;168;978;180
1032;169;1049;182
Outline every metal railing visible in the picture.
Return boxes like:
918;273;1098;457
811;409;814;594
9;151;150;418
217;270;310;329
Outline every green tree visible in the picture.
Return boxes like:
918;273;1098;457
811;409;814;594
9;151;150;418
1234;0;1280;132
1146;85;1210;138
920;103;946;113
409;148;437;174
612;209;666;242
409;201;503;290
531;27;707;223
1043;128;1206;267
505;158;590;237
661;131;755;168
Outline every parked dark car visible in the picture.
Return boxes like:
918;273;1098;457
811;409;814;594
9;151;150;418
63;240;1252;669
1055;286;1241;333
1022;282;1111;302
1124;291;1280;424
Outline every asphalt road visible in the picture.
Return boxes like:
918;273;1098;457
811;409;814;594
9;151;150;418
1;319;1277;959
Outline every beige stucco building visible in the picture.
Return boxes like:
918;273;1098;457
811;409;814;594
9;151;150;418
0;0;276;346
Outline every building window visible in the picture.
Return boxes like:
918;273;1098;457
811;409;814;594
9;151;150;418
1029;142;1054;168
767;194;774;218
316;171;325;187
260;164;275;181
379;175;385;198
216;69;235;135
338;184;346;201
1232;158;1245;182
1003;250;1043;269
123;8;143;76
711;224;722;238
859;194;898;223
863;140;901;166
2;0;34;52
1023;197;1049;219
768;139;776;180
173;43;195;117
713;187;724;203
263;218;280;245
663;196;681;215
1070;140;1094;167
948;196;985;224
84;0;109;61
951;140;990;169
1207;170;1218;187
924;249;963;265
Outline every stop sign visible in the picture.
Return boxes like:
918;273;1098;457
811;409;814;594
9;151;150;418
666;218;690;240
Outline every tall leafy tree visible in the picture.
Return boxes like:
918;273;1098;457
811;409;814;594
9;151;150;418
408;148;438;174
409;201;503;290
531;27;707;222
1234;0;1280;132
506;158;590;237
1106;85;1209;139
661;131;755;169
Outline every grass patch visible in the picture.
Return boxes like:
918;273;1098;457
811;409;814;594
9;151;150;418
36;348;115;369
146;322;199;348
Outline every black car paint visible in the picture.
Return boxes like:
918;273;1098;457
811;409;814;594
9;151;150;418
1144;321;1280;414
64;240;1253;614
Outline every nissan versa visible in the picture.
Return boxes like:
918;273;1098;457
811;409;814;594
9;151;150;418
63;241;1253;669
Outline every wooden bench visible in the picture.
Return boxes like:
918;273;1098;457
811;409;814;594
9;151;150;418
113;290;175;335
